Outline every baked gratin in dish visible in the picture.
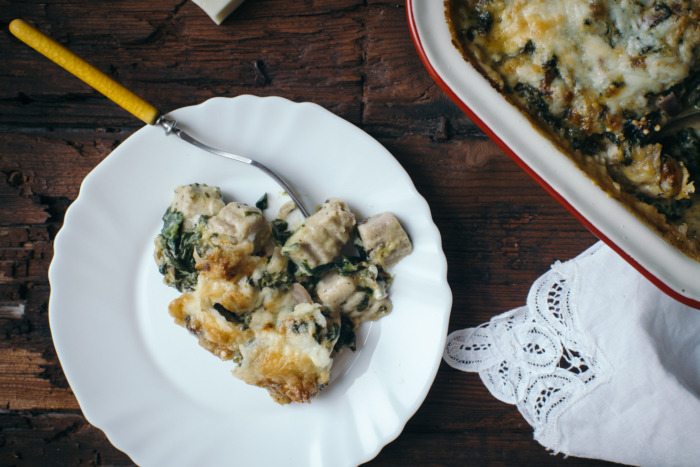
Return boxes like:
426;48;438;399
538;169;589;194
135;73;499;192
153;184;412;404
446;0;700;260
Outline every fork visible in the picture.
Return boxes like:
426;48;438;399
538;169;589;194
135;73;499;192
9;19;310;218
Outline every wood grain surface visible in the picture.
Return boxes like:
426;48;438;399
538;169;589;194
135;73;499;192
0;0;619;465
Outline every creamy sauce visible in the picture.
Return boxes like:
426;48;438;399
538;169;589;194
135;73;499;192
156;187;413;404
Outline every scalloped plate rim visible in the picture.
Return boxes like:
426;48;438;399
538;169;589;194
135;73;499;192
48;95;452;466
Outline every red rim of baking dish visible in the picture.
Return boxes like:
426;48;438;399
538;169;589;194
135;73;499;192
405;0;700;309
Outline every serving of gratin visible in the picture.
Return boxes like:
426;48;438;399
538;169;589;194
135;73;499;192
154;184;412;404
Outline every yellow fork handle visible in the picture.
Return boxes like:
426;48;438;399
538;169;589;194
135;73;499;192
9;19;161;125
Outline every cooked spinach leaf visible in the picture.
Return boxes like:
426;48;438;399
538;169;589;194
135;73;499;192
299;255;367;278
271;219;292;245
259;263;295;292
325;322;340;343
255;193;268;210
660;128;700;178
299;261;337;276
621;110;662;147
513;83;562;130
356;295;370;312
353;232;369;261
333;314;356;352
213;303;252;329
336;255;364;275
648;197;693;221
154;208;206;292
464;5;493;40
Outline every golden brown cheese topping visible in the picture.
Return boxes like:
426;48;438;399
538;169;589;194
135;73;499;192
154;185;413;404
448;0;700;258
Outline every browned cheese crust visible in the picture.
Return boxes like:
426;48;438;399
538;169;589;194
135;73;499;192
446;0;700;260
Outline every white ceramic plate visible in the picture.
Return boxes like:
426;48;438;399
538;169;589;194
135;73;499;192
407;0;700;307
48;96;452;466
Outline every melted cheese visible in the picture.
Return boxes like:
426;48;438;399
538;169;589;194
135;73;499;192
449;0;700;256
467;0;700;129
169;238;340;404
158;189;412;404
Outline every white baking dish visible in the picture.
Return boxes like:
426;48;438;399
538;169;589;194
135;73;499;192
407;0;700;308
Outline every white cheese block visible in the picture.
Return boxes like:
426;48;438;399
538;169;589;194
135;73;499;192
192;0;246;25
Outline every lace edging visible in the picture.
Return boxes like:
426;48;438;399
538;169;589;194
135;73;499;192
444;256;613;451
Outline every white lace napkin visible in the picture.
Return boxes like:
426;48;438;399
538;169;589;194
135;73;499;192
444;242;700;467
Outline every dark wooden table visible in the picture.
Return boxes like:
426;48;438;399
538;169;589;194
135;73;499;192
0;1;621;465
